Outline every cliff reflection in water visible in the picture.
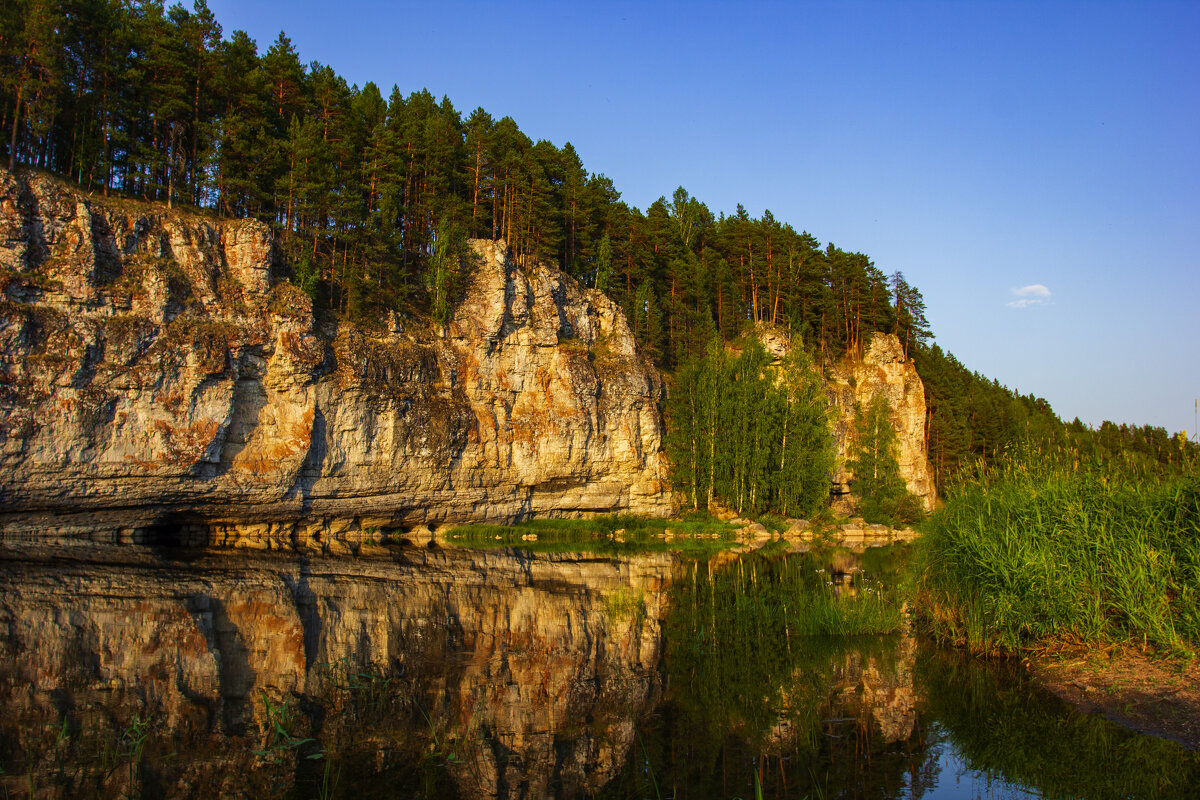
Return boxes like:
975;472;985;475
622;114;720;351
0;538;669;798
2;537;1199;799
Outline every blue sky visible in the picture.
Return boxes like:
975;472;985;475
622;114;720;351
208;0;1200;437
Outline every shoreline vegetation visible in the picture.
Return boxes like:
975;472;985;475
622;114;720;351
911;437;1200;748
440;511;920;556
913;440;1199;656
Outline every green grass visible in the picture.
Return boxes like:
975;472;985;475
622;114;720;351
912;441;1200;655
789;577;904;637
602;585;645;622
442;514;740;556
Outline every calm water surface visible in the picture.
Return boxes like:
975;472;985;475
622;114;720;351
0;531;1196;799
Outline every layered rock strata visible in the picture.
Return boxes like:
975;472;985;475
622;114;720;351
0;169;670;527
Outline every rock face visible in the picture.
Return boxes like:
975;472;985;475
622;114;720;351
754;327;936;512
0;169;670;526
827;332;936;510
0;541;671;799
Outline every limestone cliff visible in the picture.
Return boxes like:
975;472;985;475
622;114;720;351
753;328;935;512
0;169;671;526
827;332;936;510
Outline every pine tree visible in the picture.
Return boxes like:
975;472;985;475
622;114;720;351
891;270;931;355
1;0;959;417
213;29;264;215
4;0;63;170
462;107;494;239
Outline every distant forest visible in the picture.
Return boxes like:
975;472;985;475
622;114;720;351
3;0;1184;494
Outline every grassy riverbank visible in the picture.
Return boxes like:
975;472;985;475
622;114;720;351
912;441;1200;656
443;513;740;556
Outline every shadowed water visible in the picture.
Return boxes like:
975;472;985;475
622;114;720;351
0;531;1196;798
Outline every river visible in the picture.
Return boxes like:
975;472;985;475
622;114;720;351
0;526;1196;798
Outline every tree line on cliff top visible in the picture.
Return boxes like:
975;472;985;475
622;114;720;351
7;0;1182;501
0;1;927;362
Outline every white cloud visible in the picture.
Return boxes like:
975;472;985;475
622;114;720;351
1007;284;1052;309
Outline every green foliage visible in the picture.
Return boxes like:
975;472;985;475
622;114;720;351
914;342;1064;494
293;255;321;301
255;690;323;764
443;514;739;557
116;714;150;799
427;215;467;328
667;336;833;518
602;585;645;622
592;232;612;293
846;394;925;524
1072;418;1196;472
890;270;931;354
913;440;1200;655
1;1;930;370
847;395;903;504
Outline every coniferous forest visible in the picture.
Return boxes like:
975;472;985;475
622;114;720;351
4;0;1188;509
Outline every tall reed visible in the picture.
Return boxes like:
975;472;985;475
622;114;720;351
913;440;1200;654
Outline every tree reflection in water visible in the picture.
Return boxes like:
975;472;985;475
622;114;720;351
604;546;1200;800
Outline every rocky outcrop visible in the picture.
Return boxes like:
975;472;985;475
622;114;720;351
828;332;936;510
754;328;935;511
0;169;670;527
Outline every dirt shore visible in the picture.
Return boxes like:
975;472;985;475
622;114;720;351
1031;648;1200;750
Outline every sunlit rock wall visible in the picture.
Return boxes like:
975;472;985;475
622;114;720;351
827;332;936;510
0;169;670;526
